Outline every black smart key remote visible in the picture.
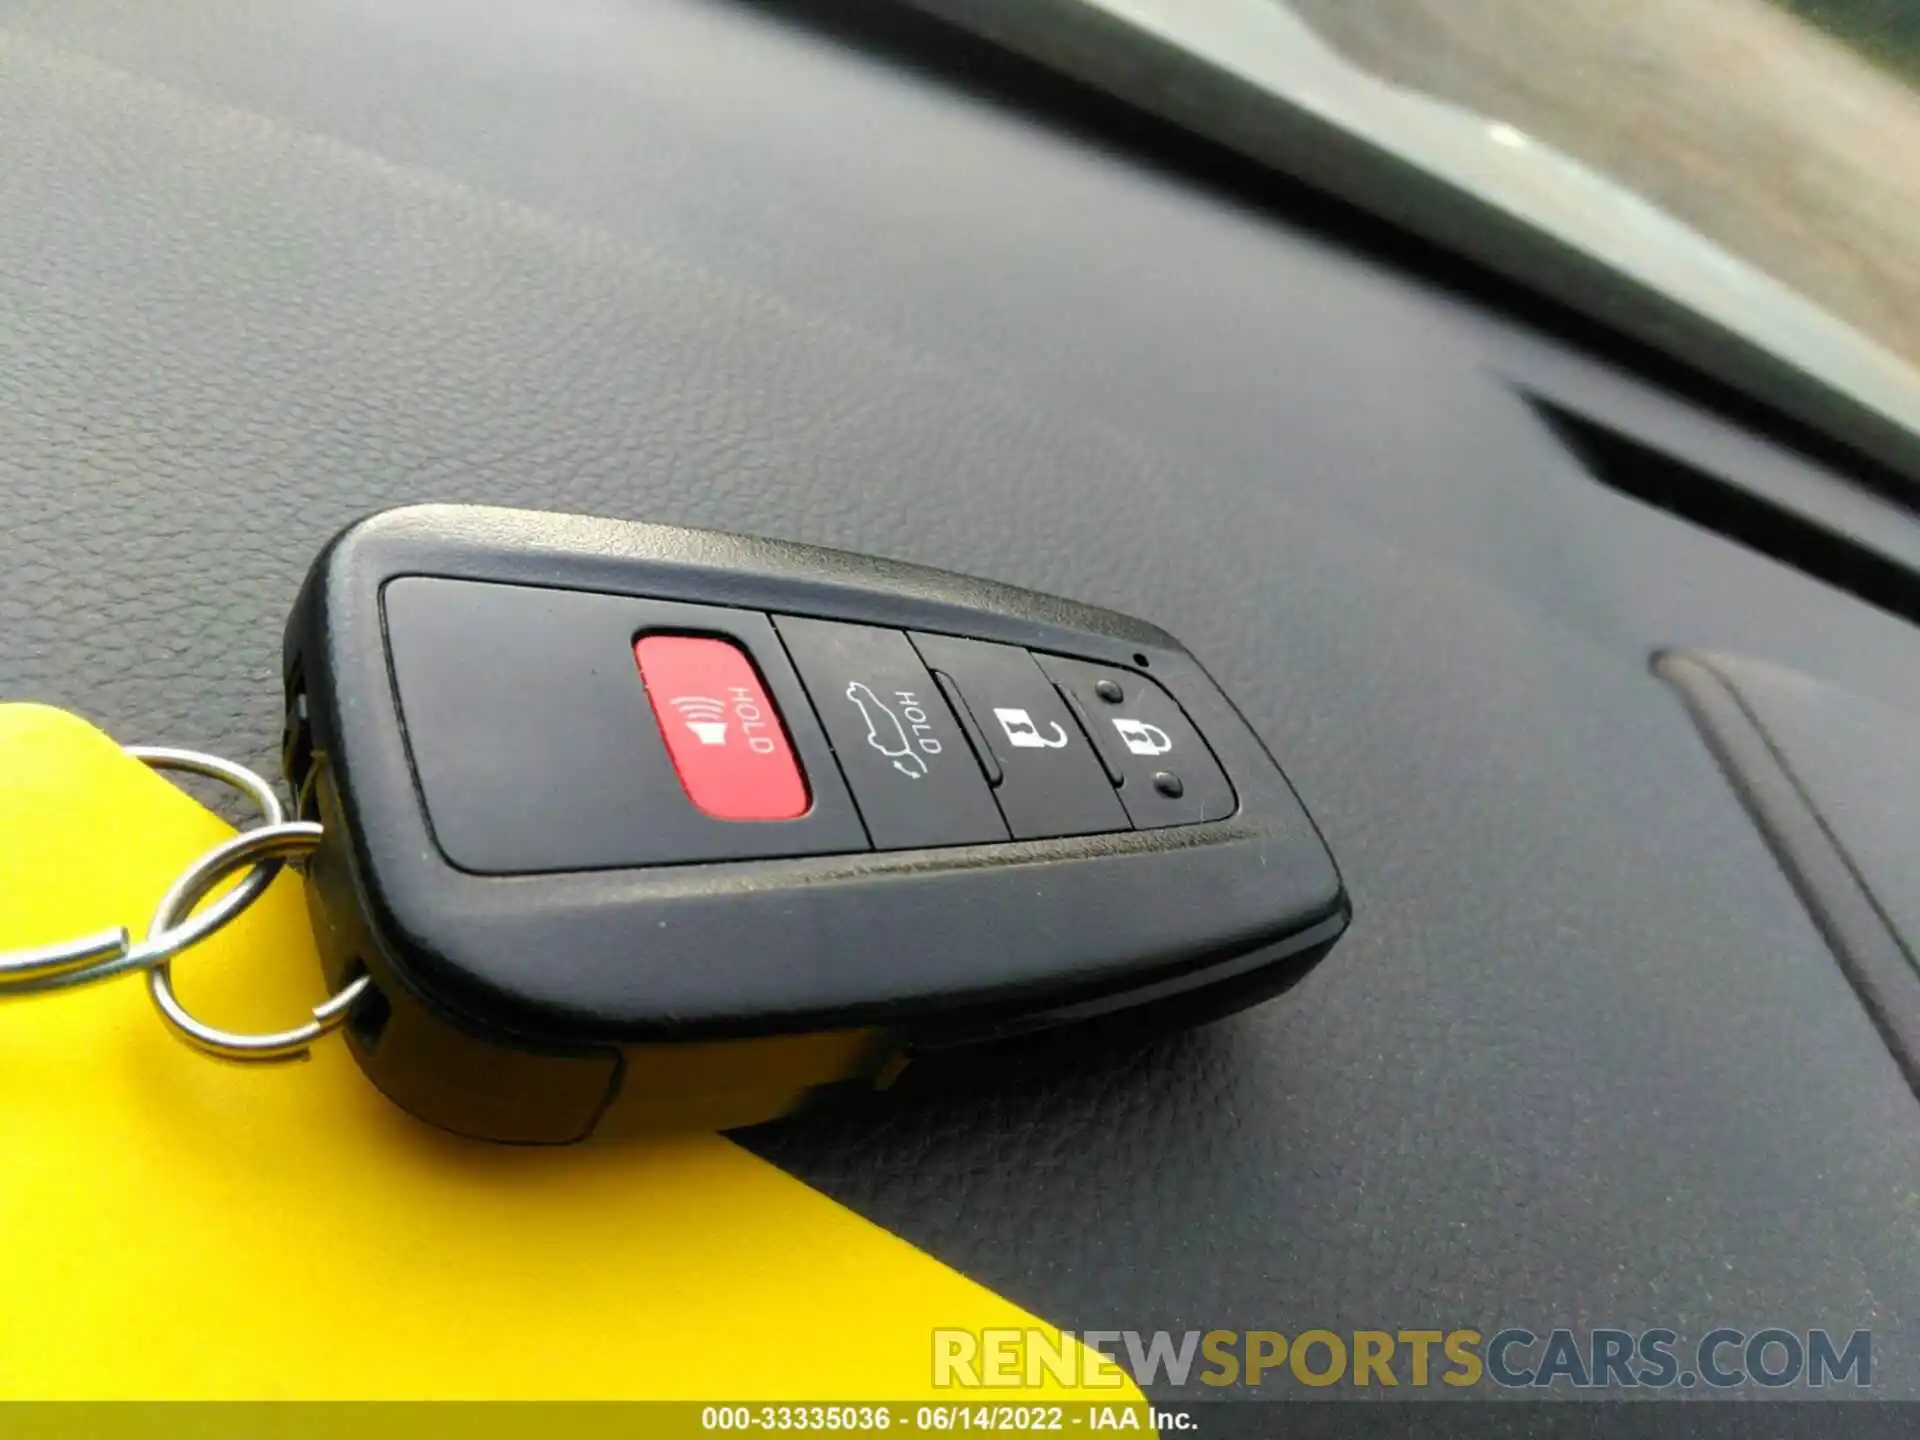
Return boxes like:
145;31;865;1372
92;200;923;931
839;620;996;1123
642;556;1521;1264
282;505;1348;1142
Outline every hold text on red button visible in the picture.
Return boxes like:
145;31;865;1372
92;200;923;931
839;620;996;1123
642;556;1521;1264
634;635;809;821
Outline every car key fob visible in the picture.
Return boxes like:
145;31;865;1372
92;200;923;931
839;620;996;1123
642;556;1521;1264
283;504;1348;1142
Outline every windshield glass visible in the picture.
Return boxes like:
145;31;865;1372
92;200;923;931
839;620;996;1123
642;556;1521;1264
1286;0;1920;372
914;0;1920;476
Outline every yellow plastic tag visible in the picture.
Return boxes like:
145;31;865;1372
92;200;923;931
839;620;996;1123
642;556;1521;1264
0;703;1136;1402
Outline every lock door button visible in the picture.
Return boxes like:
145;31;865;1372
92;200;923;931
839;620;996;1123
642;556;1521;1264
1036;654;1236;829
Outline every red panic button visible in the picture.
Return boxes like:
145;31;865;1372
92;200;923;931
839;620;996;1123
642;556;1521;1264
634;635;810;821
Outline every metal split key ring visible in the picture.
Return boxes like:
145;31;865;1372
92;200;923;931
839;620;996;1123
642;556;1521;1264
145;819;370;1061
0;745;368;1063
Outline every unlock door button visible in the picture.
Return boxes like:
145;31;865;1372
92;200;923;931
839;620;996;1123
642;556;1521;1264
1036;654;1237;829
909;634;1127;840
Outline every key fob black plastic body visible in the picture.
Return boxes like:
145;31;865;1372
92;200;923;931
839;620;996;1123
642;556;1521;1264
283;504;1348;1142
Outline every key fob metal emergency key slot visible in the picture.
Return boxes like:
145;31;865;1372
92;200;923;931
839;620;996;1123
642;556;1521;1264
283;504;1348;1142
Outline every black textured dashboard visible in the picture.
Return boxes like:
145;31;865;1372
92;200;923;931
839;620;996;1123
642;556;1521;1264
3;0;1919;1406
